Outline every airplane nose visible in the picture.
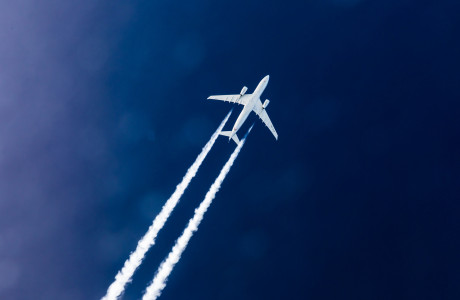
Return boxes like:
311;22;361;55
265;75;270;82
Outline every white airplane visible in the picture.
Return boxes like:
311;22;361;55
207;75;278;145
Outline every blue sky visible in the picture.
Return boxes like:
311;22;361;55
0;1;459;299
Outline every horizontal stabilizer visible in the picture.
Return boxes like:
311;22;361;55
219;131;240;145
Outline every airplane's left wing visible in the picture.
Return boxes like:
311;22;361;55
253;100;278;140
207;94;251;106
258;110;278;140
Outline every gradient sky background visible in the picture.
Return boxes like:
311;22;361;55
0;0;459;299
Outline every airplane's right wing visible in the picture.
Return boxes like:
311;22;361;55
253;100;278;140
207;94;251;106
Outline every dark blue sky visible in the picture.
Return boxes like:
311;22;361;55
0;0;459;299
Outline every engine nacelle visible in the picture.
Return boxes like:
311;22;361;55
262;99;270;109
240;86;248;96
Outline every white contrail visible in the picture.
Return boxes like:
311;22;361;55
142;125;253;300
101;111;232;300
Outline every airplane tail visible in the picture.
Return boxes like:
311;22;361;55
219;131;240;145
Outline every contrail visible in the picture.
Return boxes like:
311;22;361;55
101;111;232;300
142;125;253;300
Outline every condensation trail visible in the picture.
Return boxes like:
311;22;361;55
142;125;253;300
101;111;232;300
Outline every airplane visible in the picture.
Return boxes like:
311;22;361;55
207;75;278;145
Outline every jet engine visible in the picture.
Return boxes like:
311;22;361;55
262;99;270;109
240;86;248;96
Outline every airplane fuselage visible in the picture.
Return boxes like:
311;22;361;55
230;75;269;140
